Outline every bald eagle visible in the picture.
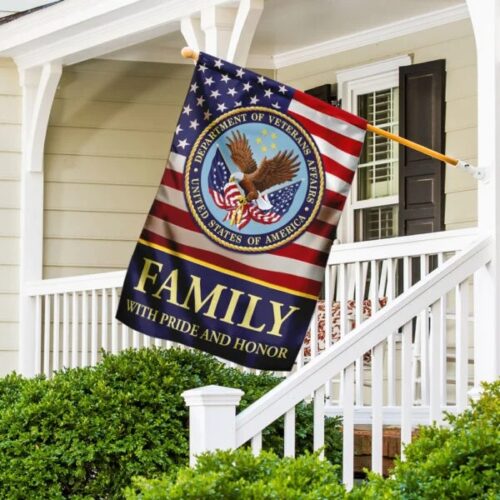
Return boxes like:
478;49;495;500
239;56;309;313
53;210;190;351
226;131;300;210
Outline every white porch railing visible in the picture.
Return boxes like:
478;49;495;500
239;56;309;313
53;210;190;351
182;232;491;489
25;270;174;377
25;228;478;382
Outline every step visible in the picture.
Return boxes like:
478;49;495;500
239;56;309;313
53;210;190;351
353;426;419;477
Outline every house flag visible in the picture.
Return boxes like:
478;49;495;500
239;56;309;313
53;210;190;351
116;51;367;371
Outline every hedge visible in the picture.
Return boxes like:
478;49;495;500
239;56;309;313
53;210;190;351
0;347;341;499
125;449;346;500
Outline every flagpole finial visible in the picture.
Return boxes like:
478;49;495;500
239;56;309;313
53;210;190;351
181;47;198;61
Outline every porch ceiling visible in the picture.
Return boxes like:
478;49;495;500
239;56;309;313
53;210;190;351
0;0;468;70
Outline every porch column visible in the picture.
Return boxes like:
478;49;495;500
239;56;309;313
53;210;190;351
18;63;61;376
466;0;500;387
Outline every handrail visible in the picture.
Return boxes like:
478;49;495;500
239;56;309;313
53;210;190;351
25;228;477;297
235;235;492;446
328;227;478;265
25;270;126;296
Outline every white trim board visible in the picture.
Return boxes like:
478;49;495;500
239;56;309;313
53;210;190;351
0;2;470;70
100;4;468;69
272;4;469;69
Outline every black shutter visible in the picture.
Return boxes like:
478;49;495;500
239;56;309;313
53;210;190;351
399;60;446;235
305;84;338;106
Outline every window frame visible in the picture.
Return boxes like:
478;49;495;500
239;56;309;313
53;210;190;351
335;55;411;244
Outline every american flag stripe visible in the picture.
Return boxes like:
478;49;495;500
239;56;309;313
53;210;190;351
145;208;326;282
292;90;367;137
141;224;324;295
321;154;356;185
167;151;186;173
325;173;352;197
287;111;363;157
293;230;333;252
317;205;342;225
313;134;360;171
306;218;338;239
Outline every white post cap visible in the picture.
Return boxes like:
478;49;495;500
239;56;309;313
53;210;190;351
182;385;244;407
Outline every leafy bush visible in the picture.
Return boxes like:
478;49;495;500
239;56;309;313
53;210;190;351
351;380;500;499
0;348;341;499
125;448;347;499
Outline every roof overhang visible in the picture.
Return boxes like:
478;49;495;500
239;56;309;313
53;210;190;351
0;0;470;71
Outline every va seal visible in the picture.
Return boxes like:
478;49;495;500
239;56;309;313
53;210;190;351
185;107;324;253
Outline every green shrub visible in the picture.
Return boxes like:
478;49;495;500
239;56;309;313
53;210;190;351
0;348;341;499
351;381;500;499
125;448;347;500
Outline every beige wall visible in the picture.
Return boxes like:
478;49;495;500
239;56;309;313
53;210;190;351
44;59;193;278
0;58;21;373
276;19;478;231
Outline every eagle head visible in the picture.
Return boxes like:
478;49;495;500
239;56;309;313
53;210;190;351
230;171;245;183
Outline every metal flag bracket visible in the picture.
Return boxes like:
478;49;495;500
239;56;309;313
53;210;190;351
456;160;488;182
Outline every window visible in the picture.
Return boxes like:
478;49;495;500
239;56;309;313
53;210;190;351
335;55;411;243
354;87;399;241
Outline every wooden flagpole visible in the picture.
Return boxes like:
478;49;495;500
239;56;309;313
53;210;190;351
181;47;484;178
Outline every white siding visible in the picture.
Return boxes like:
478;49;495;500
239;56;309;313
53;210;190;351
0;58;21;373
43;59;193;278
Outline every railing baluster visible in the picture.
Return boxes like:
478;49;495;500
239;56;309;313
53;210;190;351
82;291;88;367
419;255;429;405
133;329;141;349
43;295;51;377
91;289;98;365
295;335;304;371
310;303;318;359
101;288;108;352
154;337;162;348
342;363;355;489
429;300;441;423
34;295;42;375
372;342;384;474
251;433;262;456
456;280;469;410
354;261;364;405
71;292;78;368
111;288;118;354
370;260;383;474
324;264;335;399
438;253;448;407
122;323;130;349
53;293;60;373
143;333;152;348
401;320;413;458
386;258;396;405
313;386;325;458
284;407;295;458
62;293;69;368
338;263;348;402
339;263;348;337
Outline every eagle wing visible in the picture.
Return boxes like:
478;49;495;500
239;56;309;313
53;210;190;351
251;150;300;192
226;131;257;174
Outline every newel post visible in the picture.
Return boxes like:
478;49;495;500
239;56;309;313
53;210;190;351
182;385;244;466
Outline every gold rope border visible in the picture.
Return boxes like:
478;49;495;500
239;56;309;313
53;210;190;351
184;106;325;253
